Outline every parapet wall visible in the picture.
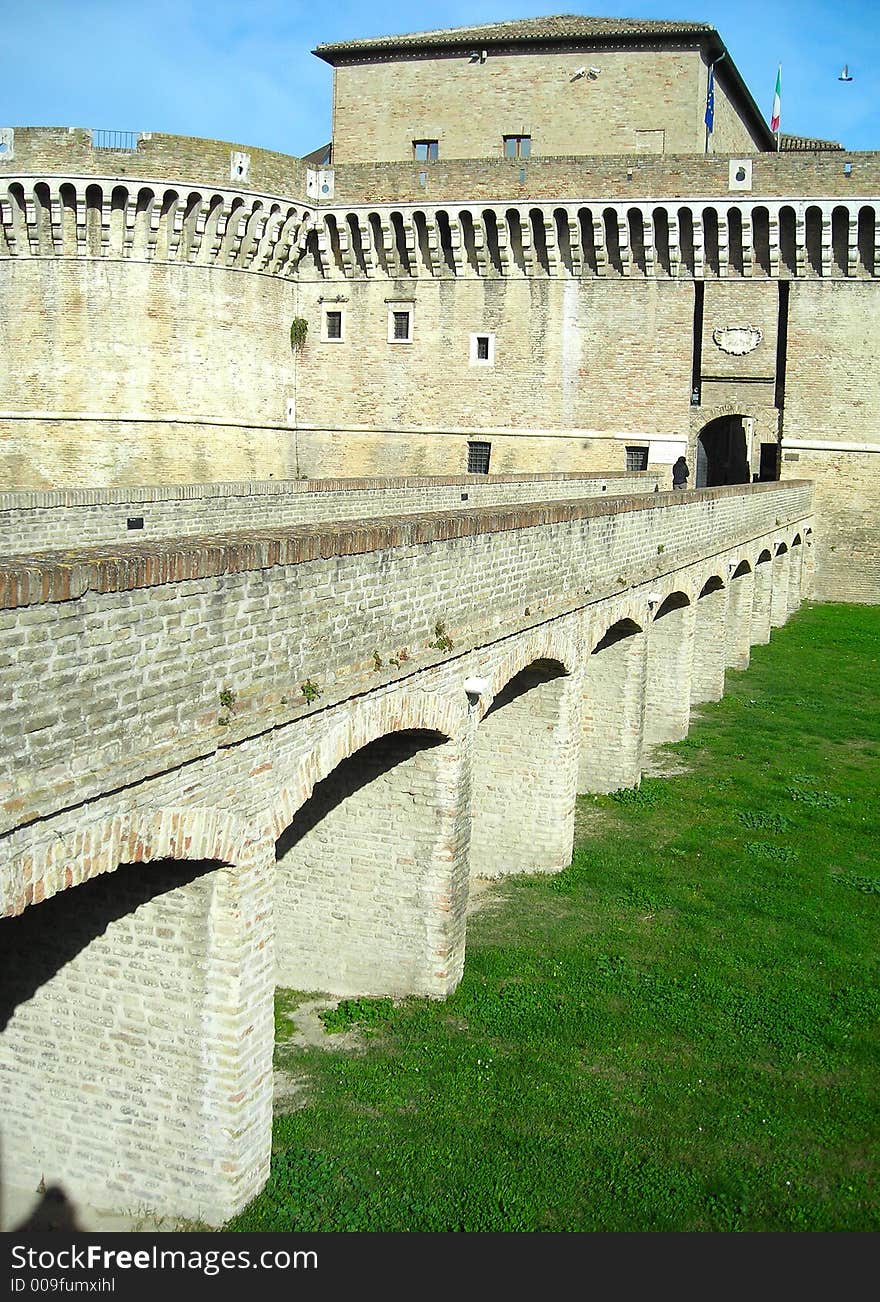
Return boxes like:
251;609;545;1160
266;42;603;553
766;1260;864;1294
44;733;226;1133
0;471;659;552
0;480;812;835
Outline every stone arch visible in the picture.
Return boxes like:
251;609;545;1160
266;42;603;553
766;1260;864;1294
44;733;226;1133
0;806;272;1226
645;592;695;746
751;548;774;644
389;210;412;275
580;615;647;792
470;655;577;879
267;692;462;841
273;722;466;999
726;557;754;670
696;414;753;486
771;541;792;627
692;574;728;704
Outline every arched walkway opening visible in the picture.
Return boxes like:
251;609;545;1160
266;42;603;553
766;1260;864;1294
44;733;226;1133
274;729;465;997
470;659;575;878
696;415;752;487
0;856;262;1225
752;550;774;645
644;594;695;747
726;561;754;671
692;576;728;705
580;620;646;793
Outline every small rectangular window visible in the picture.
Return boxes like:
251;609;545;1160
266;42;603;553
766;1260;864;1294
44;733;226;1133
503;134;531;159
413;139;439;162
468;441;491;474
469;332;495;366
325;310;342;339
625;446;649;472
387;305;414;343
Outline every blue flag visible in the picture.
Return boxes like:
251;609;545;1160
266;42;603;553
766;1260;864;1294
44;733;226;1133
705;62;715;133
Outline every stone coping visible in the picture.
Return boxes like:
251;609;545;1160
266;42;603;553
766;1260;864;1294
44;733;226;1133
0;470;645;513
0;480;812;609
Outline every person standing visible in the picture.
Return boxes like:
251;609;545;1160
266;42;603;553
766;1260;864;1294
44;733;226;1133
672;456;689;490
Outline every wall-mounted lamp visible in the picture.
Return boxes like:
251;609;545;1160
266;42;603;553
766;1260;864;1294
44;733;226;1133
469;49;488;63
464;676;491;705
570;66;586;81
588;66;601;79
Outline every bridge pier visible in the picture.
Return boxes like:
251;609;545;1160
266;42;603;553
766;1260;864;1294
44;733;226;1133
726;563;754;670
691;578;729;704
771;545;792;627
273;729;469;997
788;538;805;616
0;845;274;1227
579;619;647;793
751;552;774;644
644;594;695;747
470;659;577;876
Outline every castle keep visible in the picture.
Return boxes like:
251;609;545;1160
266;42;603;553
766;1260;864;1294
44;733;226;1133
0;14;869;1223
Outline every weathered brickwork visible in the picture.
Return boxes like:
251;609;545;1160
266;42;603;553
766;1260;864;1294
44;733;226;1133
0;484;813;1223
0;471;659;552
329;47;760;164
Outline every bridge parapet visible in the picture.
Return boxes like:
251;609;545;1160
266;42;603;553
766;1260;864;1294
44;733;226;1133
0;480;812;842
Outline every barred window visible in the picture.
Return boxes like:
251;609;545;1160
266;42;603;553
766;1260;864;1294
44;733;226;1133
388;306;413;343
625;445;649;472
467;441;491;474
325;310;342;340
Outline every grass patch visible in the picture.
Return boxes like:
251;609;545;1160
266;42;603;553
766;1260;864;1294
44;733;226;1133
227;603;880;1232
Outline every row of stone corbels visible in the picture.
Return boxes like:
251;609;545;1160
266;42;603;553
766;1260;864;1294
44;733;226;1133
313;202;879;280
0;176;877;279
0;178;309;274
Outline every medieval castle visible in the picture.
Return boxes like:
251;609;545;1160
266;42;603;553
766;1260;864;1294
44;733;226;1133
0;14;874;1224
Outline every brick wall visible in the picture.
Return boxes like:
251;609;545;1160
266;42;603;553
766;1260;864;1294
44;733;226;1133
330;47;762;164
0;472;660;552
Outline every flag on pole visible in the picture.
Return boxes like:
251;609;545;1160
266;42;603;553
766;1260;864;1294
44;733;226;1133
704;62;715;133
770;64;781;133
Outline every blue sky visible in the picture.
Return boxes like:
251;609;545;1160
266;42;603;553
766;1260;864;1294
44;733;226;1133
2;1;877;155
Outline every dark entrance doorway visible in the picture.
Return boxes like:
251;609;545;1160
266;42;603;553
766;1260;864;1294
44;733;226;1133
695;416;752;487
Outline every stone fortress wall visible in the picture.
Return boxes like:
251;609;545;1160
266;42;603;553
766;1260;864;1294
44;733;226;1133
0;129;877;597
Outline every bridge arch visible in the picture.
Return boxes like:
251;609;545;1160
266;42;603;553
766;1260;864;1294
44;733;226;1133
271;693;466;998
580;615;647;793
0;807;272;1226
645;592;695;747
470;655;577;879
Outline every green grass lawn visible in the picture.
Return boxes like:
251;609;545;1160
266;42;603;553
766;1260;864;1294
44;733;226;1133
228;602;880;1232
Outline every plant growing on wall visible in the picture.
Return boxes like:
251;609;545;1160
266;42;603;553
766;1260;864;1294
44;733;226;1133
301;678;321;704
290;317;308;352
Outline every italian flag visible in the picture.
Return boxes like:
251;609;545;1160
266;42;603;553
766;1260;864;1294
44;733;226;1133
770;64;781;132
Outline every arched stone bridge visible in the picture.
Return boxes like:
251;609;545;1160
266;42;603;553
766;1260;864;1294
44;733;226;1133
0;479;813;1224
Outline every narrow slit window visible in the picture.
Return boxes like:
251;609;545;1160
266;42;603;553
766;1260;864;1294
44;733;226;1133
469;332;495;366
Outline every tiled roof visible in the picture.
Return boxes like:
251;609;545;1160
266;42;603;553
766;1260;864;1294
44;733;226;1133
314;14;716;60
779;133;844;152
